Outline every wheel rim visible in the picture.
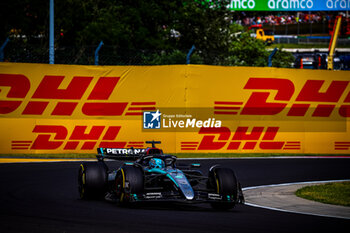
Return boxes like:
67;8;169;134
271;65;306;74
115;169;125;202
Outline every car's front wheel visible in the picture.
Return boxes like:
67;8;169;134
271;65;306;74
208;167;239;210
115;165;144;205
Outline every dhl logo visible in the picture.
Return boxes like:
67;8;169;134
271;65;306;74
11;125;145;150
10;124;350;152
181;126;301;151
0;74;156;116
214;78;350;117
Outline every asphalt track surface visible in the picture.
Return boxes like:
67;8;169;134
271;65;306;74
1;158;349;233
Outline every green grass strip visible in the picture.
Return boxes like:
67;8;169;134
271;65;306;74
0;153;348;159
295;182;350;207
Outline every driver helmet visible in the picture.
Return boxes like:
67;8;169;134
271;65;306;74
149;158;165;169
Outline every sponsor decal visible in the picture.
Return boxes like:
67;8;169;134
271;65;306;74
106;148;145;154
12;125;128;150
325;0;350;9
181;126;301;151
268;0;314;10
229;0;256;9
144;193;163;199
208;193;222;200
0;74;156;117
224;0;350;11
214;78;350;118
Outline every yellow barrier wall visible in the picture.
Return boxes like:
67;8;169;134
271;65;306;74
0;62;349;154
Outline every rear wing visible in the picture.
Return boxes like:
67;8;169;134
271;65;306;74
97;148;146;161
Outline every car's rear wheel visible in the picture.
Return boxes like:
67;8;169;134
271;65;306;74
208;167;238;210
78;162;108;199
115;165;144;205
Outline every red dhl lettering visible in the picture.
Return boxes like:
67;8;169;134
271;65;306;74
215;78;350;117
241;78;294;115
12;125;130;150
0;74;155;116
181;126;300;151
0;74;31;114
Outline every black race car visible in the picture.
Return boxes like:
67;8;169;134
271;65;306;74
78;141;244;210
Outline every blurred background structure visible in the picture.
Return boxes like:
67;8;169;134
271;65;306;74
0;0;349;69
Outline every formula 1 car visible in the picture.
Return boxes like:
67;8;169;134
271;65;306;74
78;141;244;210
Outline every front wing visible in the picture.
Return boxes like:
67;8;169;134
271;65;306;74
110;190;243;204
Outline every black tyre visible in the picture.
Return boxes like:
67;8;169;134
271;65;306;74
78;162;108;199
115;165;144;205
208;167;238;210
